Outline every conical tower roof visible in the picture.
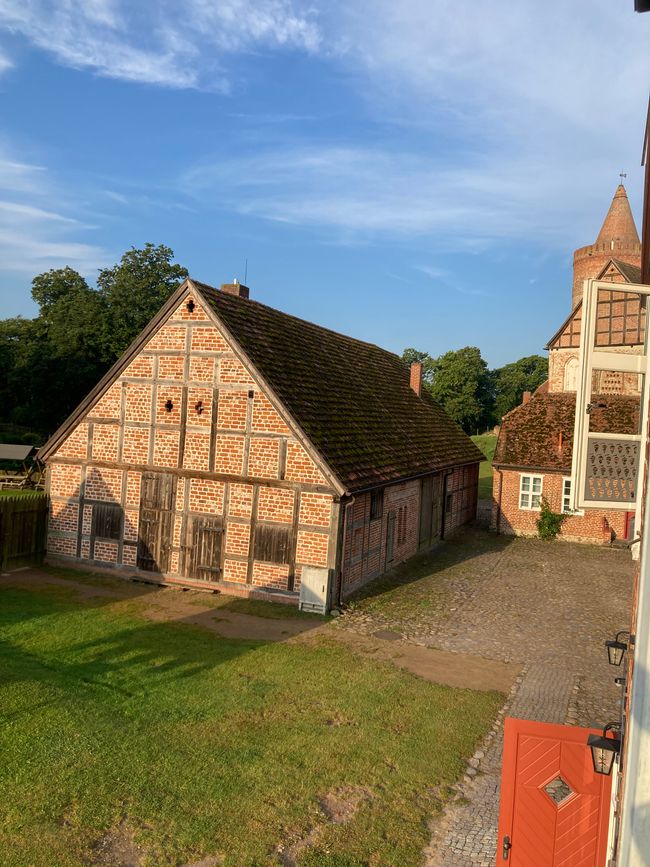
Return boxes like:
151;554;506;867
595;184;640;245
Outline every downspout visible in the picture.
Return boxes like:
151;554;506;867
495;467;503;534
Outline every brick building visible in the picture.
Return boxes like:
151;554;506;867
492;183;643;542
41;278;481;608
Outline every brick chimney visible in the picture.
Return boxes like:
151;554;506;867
220;280;250;299
522;390;532;405
410;361;423;397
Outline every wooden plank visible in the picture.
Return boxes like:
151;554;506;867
253;523;292;564
0;494;48;570
137;472;176;573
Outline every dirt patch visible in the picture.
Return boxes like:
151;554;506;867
4;568;321;642
141;600;318;642
277;786;373;865
89;820;145;866
2;570;125;600
182;858;223;867
319;785;373;824
373;629;403;641
299;630;520;693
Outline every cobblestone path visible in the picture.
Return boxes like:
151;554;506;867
334;528;634;866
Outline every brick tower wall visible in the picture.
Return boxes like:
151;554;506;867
572;241;641;309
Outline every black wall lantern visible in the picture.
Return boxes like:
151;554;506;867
195;400;204;415
605;630;634;666
164;399;174;413
587;724;621;776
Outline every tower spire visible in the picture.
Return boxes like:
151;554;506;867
571;182;642;309
595;182;640;246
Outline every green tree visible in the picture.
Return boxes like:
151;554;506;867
0;244;188;438
401;347;435;386
97;243;188;360
491;354;548;421
403;346;493;433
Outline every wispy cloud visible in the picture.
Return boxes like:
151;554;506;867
0;0;320;89
0;47;12;73
415;265;488;297
179;1;649;249
0;145;110;275
181;142;622;249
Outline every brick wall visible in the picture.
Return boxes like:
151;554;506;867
46;292;336;601
444;464;479;534
340;468;478;599
491;467;629;543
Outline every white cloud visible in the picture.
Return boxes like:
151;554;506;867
180;1;650;249
0;0;320;89
0;147;109;275
181;142;627;249
0;47;12;73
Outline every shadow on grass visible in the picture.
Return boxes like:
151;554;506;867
0;583;275;722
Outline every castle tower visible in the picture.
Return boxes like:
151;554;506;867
571;184;641;308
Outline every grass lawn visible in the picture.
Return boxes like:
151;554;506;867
471;434;497;500
0;489;45;498
0;576;502;866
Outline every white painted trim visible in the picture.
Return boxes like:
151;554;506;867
518;472;543;511
571;278;650;524
617;477;650;865
561;476;584;516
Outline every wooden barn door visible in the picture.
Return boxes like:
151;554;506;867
419;474;442;551
496;717;613;866
137;472;176;573
185;516;223;582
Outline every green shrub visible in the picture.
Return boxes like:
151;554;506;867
537;498;567;540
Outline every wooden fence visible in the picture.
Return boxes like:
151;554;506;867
0;493;48;571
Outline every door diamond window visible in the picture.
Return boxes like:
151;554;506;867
543;775;573;805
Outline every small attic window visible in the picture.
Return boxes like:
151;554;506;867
186;299;196;313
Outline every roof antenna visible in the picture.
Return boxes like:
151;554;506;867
620;171;627;184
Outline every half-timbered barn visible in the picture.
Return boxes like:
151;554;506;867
492;183;644;543
41;278;481;610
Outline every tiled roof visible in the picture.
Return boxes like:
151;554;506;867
494;392;639;472
609;258;642;284
196;281;482;492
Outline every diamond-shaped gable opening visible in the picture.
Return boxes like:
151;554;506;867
543;775;573;805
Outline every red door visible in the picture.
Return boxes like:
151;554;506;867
496;718;613;867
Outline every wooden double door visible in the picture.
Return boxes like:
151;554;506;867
137;472;223;582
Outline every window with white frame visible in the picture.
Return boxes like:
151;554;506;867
561;478;583;515
519;474;543;510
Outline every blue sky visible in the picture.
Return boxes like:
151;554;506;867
0;0;648;367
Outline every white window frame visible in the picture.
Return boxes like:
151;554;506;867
561;477;583;516
571;279;650;535
519;474;543;510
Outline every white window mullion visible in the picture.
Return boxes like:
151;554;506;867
520;474;543;511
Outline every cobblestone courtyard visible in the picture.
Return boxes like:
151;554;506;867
334;527;635;866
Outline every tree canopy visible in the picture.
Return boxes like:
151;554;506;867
401;347;548;433
0;244;188;439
